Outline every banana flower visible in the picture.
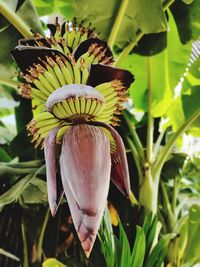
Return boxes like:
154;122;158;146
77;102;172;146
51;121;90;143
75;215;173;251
11;17;134;257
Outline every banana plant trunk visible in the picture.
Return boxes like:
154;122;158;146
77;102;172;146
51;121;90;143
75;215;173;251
139;167;160;214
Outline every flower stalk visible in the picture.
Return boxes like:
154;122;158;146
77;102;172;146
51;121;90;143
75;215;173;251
0;2;33;38
115;0;175;66
107;0;130;48
37;208;50;262
21;218;29;267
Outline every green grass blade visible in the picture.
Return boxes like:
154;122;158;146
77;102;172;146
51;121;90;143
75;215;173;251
131;226;146;267
146;216;158;256
144;233;176;267
0;248;20;262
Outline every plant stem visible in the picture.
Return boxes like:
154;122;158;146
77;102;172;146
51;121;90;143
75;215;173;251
107;0;129;48
154;109;200;174
0;160;44;168
114;0;174;66
172;175;179;214
0;78;19;90
161;182;175;231
139;169;158;213
157;210;167;233
123;110;145;163
21;218;29;267
37;208;50;262
147;57;154;165
114;30;143;66
153;130;166;161
0;166;39;176
126;136;144;184
163;0;175;9
0;2;33;38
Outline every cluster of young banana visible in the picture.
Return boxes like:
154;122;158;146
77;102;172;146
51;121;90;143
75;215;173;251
24;77;126;145
51;97;105;120
21;34;115;103
27;112;69;147
11;16;134;151
48;17;96;52
94;81;126;125
22;54;89;102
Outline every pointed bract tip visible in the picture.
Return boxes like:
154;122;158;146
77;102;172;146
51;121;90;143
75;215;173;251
85;251;91;258
78;226;96;258
129;191;138;206
50;205;58;217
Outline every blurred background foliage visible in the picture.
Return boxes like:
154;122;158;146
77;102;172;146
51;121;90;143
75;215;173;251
0;0;200;266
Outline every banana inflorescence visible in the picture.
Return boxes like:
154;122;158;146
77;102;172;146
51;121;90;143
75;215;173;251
11;15;135;258
12;16;133;151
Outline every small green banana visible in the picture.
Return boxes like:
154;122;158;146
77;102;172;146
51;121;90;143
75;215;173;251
33;79;51;96
104;97;119;109
36;117;60;128
101;105;116;115
67;98;76;114
38;123;60;136
52;103;67;119
36;112;55;121
79;97;86;114
31;88;47;102
104;91;118;102
61;64;73;84
89;99;98;115
61;101;74;116
64;59;74;82
67;30;76;48
56;125;70;143
94;114;113;123
43;70;60;89
85;98;92;114
53;64;66;86
79;32;88;43
73;64;81;84
95;82;113;93
72;31;81;50
56;102;68;118
74;97;81;114
81;67;89;84
38;74;55;93
45;64;60;85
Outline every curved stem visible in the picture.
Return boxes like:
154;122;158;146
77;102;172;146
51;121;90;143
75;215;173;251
0;78;19;90
114;0;175;66
37;208;50;262
139;168;158;213
161;182;175;231
172;175;179;215
126;136;144;184
123;110;145;164
163;0;175;9
0;2;33;38
107;0;129;48
147;57;154;164
0;166;39;176
153;130;166;162
21;218;29;267
114;30;143;66
1;160;44;168
154;109;200;175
